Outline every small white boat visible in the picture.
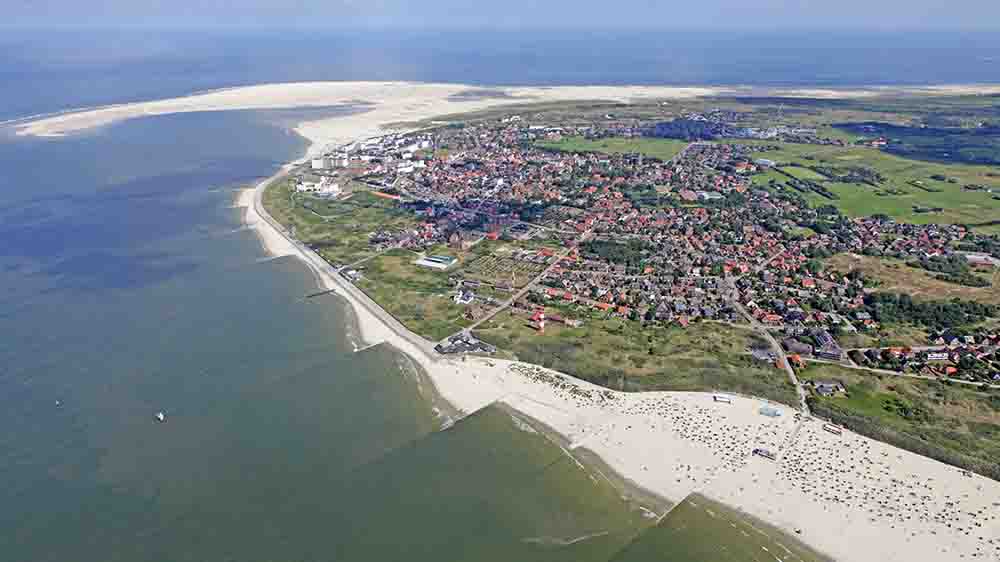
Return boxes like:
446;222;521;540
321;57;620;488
155;411;166;423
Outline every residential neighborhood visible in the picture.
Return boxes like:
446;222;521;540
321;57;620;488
286;112;999;392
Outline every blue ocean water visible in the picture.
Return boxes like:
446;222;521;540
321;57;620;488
0;107;445;559
2;29;1000;122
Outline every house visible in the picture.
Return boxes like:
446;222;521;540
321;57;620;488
783;338;813;356
815;346;844;361
811;328;836;349
678;189;698;202
415;255;458;270
751;347;777;362
811;380;846;396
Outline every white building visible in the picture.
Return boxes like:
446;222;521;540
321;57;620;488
296;176;341;197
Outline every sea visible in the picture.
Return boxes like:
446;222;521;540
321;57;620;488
0;28;993;561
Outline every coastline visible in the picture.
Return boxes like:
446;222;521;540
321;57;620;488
239;137;1000;561
20;80;999;560
17;81;1000;149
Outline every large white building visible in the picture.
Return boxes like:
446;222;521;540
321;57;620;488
295;176;341;197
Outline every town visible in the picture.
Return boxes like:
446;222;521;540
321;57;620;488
293;114;999;381
265;100;1000;480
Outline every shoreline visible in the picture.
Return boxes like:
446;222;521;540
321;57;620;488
239;130;1000;561
16;80;1000;148
28;78;988;560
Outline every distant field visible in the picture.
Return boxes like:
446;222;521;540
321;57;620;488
474;313;799;405
826;253;1000;305
835;121;1000;166
737;140;1000;228
781;165;828;181
799;362;1000;480
536;137;689;162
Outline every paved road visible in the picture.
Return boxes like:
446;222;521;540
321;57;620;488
805;356;1000;389
726;277;811;414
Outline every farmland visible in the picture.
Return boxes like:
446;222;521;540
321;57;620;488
737;140;1000;229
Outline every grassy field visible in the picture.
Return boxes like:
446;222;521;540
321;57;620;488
826;253;1000;305
611;493;833;562
536;137;690;162
355;248;472;341
262;181;419;265
836;323;930;349
736;140;1000;228
799;362;1000;479
474;312;799;405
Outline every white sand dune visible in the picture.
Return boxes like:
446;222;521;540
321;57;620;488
24;80;1000;561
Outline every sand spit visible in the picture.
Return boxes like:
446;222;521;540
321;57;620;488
15;81;717;153
20;81;1000;153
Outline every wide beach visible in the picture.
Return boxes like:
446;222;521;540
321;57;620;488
22;81;1000;561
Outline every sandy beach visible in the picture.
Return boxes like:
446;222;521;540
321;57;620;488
15;82;719;153
18;80;1000;154
23;81;1000;561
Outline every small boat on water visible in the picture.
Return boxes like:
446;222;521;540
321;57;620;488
155;411;166;423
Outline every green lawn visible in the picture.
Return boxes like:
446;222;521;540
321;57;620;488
781;165;829;181
475;313;799;405
536;137;690;162
799;362;1000;480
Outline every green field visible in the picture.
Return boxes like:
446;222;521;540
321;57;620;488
537;137;690;162
611;493;833;562
736;140;1000;228
262;181;418;265
355;248;474;341
799;362;1000;479
475;313;799;405
781;165;829;181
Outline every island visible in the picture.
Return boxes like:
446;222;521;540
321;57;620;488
254;92;1000;562
19;82;1000;562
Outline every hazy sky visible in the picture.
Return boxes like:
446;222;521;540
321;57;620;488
7;0;1000;30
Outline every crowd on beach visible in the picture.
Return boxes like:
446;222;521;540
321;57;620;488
500;360;1000;561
